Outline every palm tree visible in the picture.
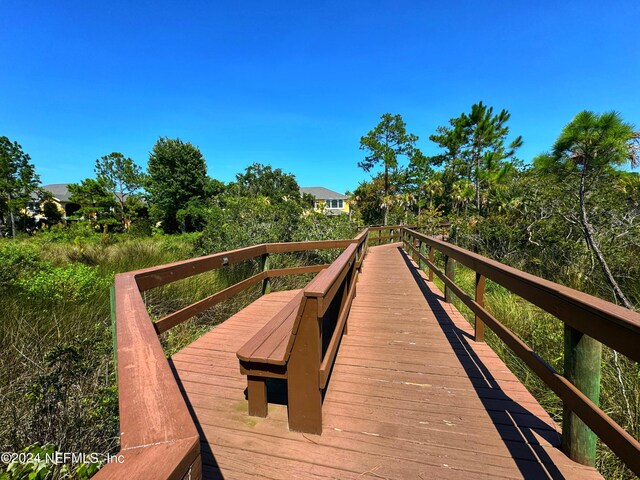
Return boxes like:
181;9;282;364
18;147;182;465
379;194;395;226
451;179;474;215
397;192;416;224
548;111;639;309
423;177;444;208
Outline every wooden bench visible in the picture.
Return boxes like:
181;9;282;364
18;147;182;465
236;290;305;416
236;243;359;434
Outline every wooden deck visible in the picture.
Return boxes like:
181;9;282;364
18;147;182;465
170;243;603;479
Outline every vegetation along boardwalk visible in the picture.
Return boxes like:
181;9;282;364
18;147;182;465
170;243;601;479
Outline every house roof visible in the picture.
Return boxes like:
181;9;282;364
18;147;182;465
41;184;73;202
300;187;347;200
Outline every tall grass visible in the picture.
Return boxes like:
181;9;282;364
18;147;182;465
0;232;200;478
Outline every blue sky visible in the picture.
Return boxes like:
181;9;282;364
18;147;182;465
1;1;639;194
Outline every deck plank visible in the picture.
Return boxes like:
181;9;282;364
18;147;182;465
172;243;602;479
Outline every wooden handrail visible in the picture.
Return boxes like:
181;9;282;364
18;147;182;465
402;227;640;476
98;225;409;477
403;228;640;360
94;275;201;479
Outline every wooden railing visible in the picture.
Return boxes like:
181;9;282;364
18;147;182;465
402;227;640;475
95;225;409;479
274;242;360;433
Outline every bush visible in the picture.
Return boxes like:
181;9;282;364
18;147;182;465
36;222;99;245
196;197;303;254
0;242;41;287
16;263;111;304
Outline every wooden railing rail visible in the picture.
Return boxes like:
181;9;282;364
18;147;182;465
98;226;392;478
402;227;640;475
94;273;201;480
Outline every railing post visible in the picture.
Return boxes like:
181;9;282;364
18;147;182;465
428;246;434;281
475;273;485;342
417;239;423;269
261;253;271;295
110;284;117;381
287;297;323;434
562;326;602;466
444;255;455;303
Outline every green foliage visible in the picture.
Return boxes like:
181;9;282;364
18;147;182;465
16;263;111;304
42;200;63;226
293;211;357;243
0;242;41;287
36;222;101;245
351;176;386;225
230;163;303;205
359;113;418;224
197;196;302;253
68;178;118;231
550;111;639;172
536;111;640;309
1;443;54;480
94;152;145;229
0;136;40;238
429;101;523;215
146;137;209;233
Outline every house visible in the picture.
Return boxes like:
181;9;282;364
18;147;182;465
28;184;81;219
300;187;349;215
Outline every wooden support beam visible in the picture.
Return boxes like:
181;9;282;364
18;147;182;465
428;246;434;281
261;253;271;295
110;284;117;381
562;326;602;466
417;239;424;271
287;297;323;434
444;255;455;303
475;272;485;342
247;376;268;417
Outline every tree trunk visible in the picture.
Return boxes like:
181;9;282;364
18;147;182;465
383;165;389;226
475;151;481;214
9;210;15;239
7;192;16;238
579;169;634;309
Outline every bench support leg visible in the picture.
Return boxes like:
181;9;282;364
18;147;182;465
247;376;268;417
287;298;323;434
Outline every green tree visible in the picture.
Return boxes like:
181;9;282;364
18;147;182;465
42;200;63;226
359;113;418;224
539;111;639;309
462;102;522;214
0;137;40;238
429;102;522;215
94;152;144;229
423;174;444;209
231;163;304;205
146;137;209;233
350;176;386;226
407;150;435;216
68;179;118;232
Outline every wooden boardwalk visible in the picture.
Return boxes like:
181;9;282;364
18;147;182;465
170;243;602;479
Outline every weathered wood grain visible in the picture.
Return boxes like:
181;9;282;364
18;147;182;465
171;243;602;479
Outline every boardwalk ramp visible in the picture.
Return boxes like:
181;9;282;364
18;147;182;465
170;243;602;479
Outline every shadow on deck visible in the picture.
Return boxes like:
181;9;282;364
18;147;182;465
170;243;602;479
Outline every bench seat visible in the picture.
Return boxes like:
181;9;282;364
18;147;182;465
236;290;305;416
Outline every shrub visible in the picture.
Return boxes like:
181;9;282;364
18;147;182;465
16;264;111;304
0;242;41;287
